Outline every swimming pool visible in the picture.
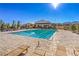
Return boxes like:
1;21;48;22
11;29;56;39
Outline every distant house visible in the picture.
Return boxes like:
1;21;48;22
22;23;35;29
34;20;53;28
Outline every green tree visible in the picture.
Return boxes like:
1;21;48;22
64;25;71;30
17;21;20;29
11;20;16;30
77;24;79;33
0;19;3;27
7;23;10;28
0;22;5;32
0;19;3;24
71;24;76;32
6;23;10;30
0;20;5;31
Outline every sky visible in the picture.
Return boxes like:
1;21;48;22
0;3;79;24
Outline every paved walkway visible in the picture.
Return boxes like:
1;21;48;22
0;30;79;56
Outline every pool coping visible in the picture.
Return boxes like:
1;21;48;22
49;30;57;40
12;29;57;40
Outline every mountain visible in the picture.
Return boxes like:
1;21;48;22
63;21;79;24
72;21;79;24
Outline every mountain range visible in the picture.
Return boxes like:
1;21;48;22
63;21;79;24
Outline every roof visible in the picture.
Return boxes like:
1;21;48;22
35;20;51;24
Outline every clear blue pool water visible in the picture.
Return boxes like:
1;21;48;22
11;29;56;39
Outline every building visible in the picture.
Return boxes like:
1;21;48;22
34;20;53;28
22;20;65;29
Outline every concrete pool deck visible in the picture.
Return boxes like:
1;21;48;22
0;30;79;56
